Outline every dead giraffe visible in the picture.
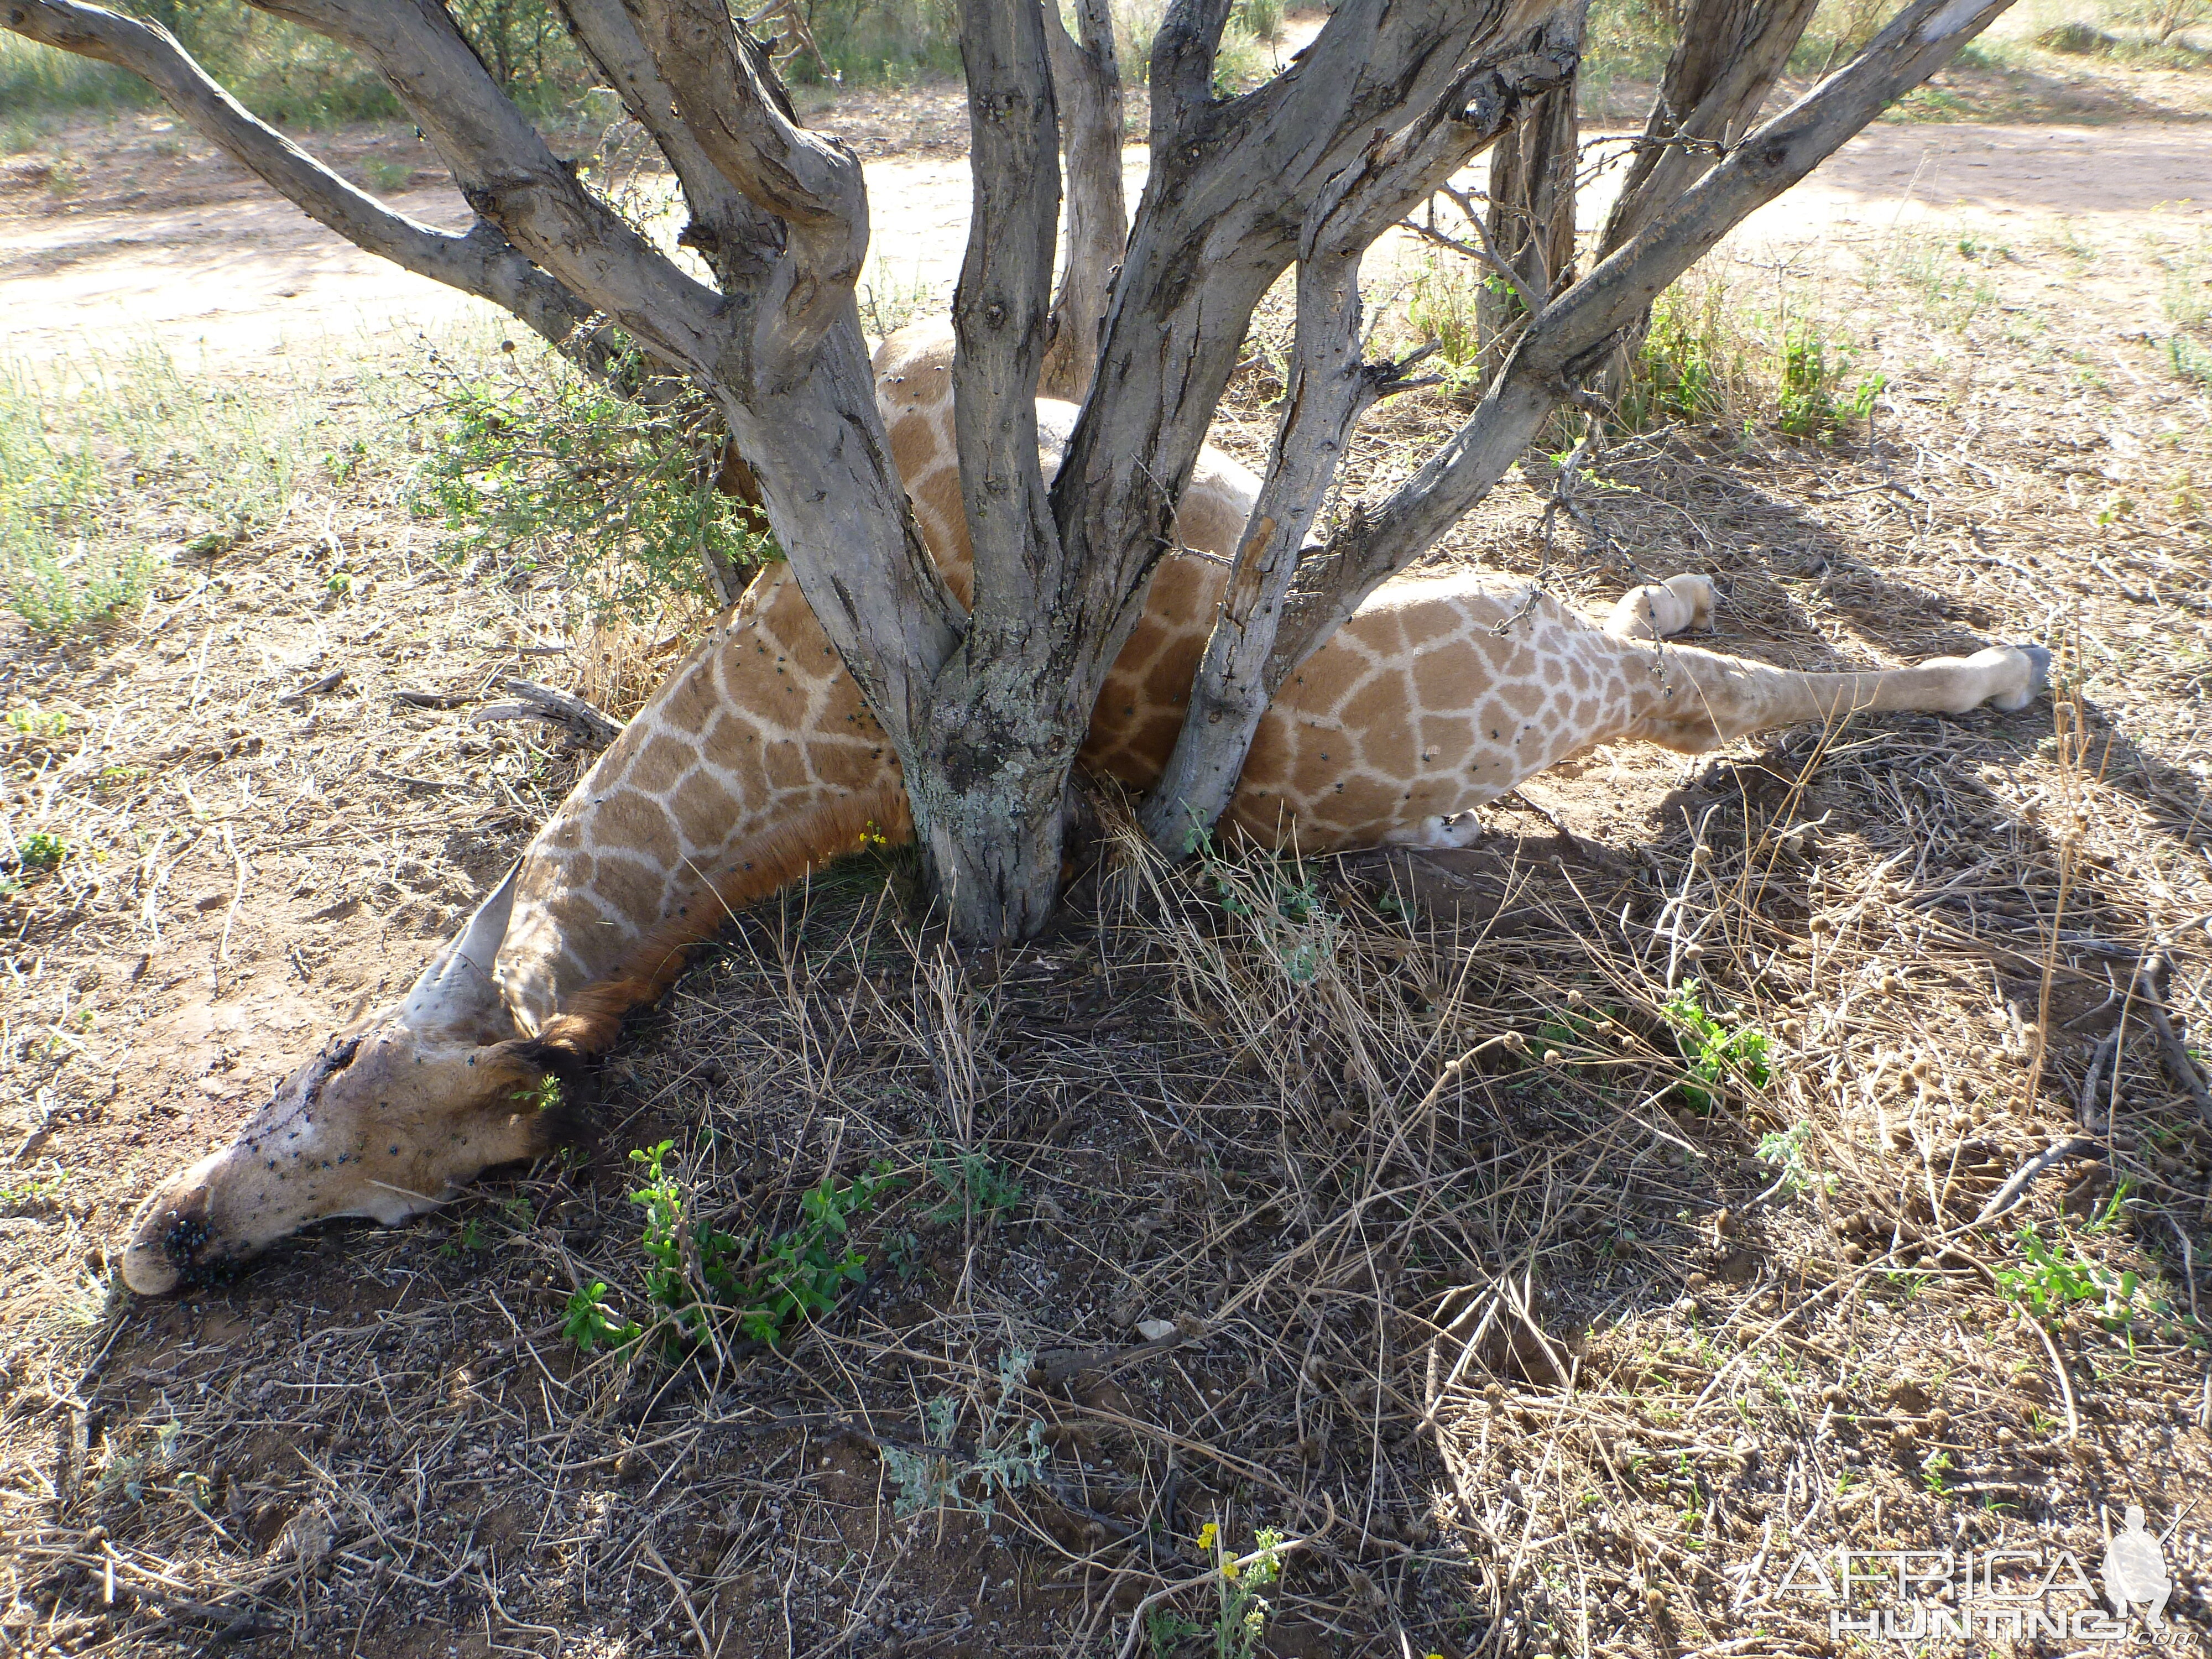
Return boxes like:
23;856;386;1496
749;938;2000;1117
118;320;2049;1293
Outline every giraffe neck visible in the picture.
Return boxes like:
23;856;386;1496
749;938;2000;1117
493;562;909;1046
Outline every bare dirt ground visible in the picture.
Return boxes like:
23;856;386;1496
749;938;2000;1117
2;68;2211;1659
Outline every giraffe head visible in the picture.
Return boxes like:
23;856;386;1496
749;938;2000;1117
118;871;578;1295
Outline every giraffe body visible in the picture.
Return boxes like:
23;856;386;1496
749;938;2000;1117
118;319;2049;1293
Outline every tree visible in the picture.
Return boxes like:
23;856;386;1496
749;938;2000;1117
4;0;2014;943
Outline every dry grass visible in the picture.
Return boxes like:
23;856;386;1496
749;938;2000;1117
2;161;2211;1659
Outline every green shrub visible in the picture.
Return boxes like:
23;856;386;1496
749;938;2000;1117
624;1141;901;1349
1621;283;1730;428
1776;327;1883;439
413;342;778;624
1661;980;1770;1111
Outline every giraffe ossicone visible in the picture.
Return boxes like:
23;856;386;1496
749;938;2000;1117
118;320;2051;1295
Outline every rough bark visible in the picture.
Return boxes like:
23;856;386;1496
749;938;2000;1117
914;0;1069;941
1597;0;1823;261
1040;0;1127;401
1475;78;1578;376
1050;0;1586;858
1136;34;1584;852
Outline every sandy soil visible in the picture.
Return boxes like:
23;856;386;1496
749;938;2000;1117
3;112;2205;366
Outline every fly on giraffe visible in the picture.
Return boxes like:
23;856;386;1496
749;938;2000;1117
118;319;2049;1294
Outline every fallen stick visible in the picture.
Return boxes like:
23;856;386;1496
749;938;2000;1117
2137;953;2211;1130
1974;1137;2102;1228
469;677;624;747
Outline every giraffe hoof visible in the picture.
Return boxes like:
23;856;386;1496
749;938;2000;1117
1988;643;2051;713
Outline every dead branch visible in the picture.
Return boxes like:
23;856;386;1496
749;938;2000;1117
469;679;625;748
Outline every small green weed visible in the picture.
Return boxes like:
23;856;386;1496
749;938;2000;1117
1919;1448;1954;1495
1623;282;1730;427
1196;838;1339;988
881;1348;1049;1518
1148;1522;1288;1658
1995;1225;2141;1328
925;1145;1023;1227
626;1141;899;1348
1405;256;1497;394
2169;335;2212;389
1661;980;1770;1110
512;1074;562;1114
858;258;937;339
4;544;161;635
362;156;413;192
5;704;67;739
561;1281;643;1353
1775;328;1883;440
1754;1119;1831;1198
18;832;68;871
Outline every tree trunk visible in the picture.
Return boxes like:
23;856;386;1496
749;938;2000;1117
1593;0;1821;391
1040;0;1126;401
1475;77;1577;377
918;0;1071;942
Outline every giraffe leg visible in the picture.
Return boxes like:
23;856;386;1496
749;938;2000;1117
1618;638;2051;754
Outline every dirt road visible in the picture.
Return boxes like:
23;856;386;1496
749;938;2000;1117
2;118;2204;366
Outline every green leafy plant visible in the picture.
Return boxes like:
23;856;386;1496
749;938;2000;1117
625;1141;900;1348
881;1348;1049;1518
5;704;67;739
2170;335;2212;389
1661;980;1770;1110
924;1145;1024;1227
1754;1119;1832;1198
1919;1448;1954;1495
18;832;67;871
738;1167;900;1341
562;1281;642;1353
1625;283;1728;427
1776;328;1882;439
1994;1225;2141;1329
1156;1522;1287;1659
513;1074;562;1114
413;342;778;624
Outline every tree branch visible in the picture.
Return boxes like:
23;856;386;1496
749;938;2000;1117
1596;0;1822;260
949;0;1061;613
1052;0;1578;763
1040;0;1126;400
1132;19;1585;850
244;0;728;375
619;0;870;375
0;0;593;351
1264;0;2018;687
555;0;780;295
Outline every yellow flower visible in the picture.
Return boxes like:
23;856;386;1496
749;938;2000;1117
1222;1558;1241;1583
1196;1522;1218;1552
